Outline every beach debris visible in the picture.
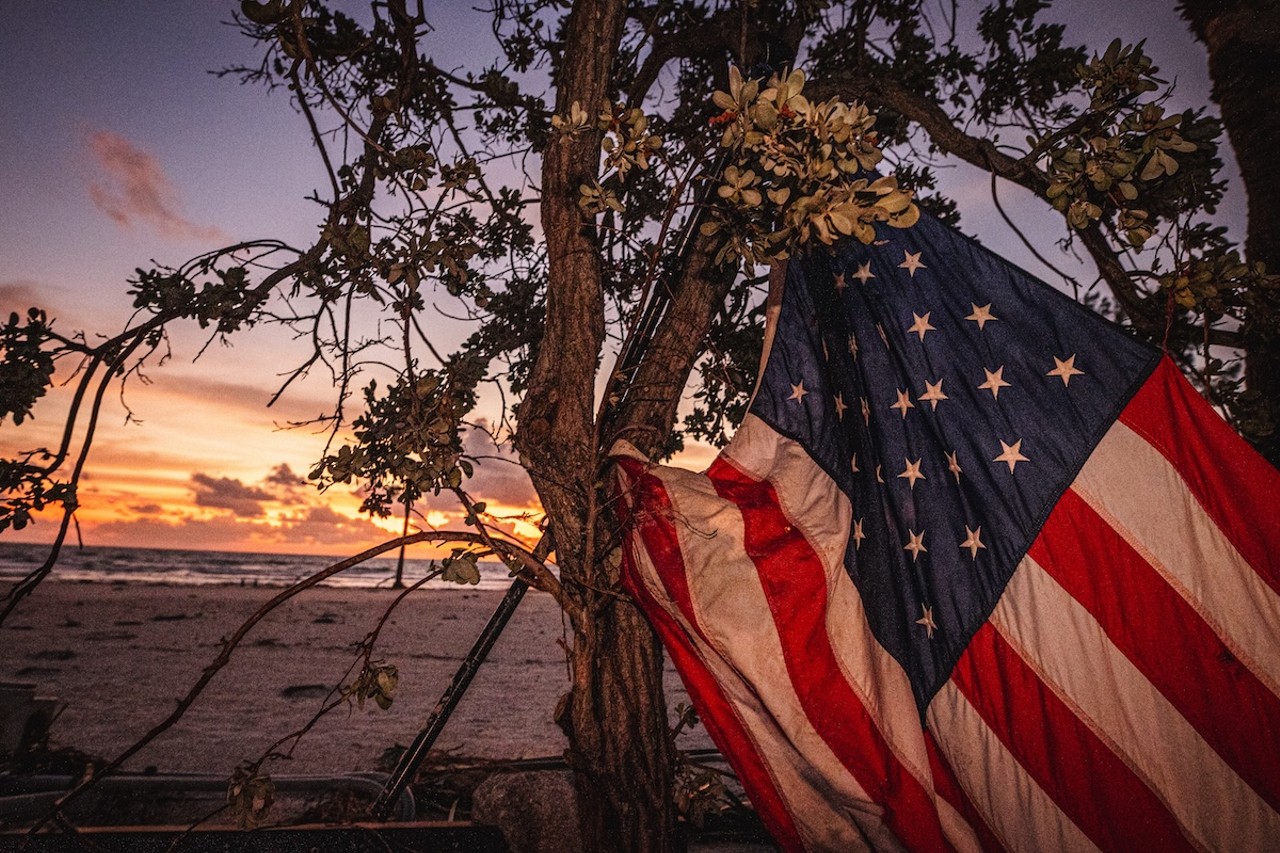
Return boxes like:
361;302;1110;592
82;630;135;642
0;682;58;759
226;762;274;829
31;649;74;661
150;612;197;622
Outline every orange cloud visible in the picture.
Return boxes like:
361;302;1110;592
0;282;52;315
85;130;227;242
84;506;396;554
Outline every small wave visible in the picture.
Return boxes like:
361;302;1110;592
0;542;532;591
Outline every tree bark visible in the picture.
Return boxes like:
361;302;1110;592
1180;0;1280;464
611;230;740;455
517;1;680;849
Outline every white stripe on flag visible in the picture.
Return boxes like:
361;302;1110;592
933;795;986;853
1075;420;1280;695
928;683;1100;853
639;459;891;850
993;554;1280;850
724;416;957;825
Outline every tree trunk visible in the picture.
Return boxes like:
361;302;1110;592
559;554;679;852
517;0;680;848
1181;0;1280;464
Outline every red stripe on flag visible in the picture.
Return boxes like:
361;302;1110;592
923;732;1007;853
708;458;954;853
951;622;1196;853
1031;486;1280;811
615;458;700;628
1119;358;1280;592
614;459;805;851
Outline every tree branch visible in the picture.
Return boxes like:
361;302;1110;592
809;72;1168;337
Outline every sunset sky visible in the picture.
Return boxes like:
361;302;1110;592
0;2;1244;557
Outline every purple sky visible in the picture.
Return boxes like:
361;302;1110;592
0;2;1244;554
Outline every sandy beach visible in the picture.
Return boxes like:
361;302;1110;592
2;580;710;777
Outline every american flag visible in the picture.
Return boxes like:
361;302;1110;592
613;208;1280;851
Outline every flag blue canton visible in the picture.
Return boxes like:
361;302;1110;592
748;210;1161;714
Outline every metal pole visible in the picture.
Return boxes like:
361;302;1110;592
371;576;530;819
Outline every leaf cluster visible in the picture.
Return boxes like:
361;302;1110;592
129;264;269;333
226;762;275;829
0;457;75;534
0;309;57;426
344;660;400;710
699;67;919;267
440;548;482;585
1038;40;1221;248
307;355;484;517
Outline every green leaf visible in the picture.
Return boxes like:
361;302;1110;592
442;550;481;585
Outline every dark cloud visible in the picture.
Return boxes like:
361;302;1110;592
290;506;350;526
88;503;392;553
190;473;273;517
85;131;227;242
85;504;386;550
88;516;260;552
265;463;306;487
129;503;163;515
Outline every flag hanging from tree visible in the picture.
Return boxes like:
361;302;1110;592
612;207;1280;852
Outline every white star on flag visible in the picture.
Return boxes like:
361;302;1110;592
979;366;1011;400
908;312;936;341
960;525;987;559
899;250;927;277
834;393;848;420
891;388;915;418
1048;354;1085;386
904;529;927;561
946;450;963;482
993;438;1029;472
919;379;948;410
916;604;937;639
898;457;926;489
965;302;998;329
788;381;808;402
853;262;875;284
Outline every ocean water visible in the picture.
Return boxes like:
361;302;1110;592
0;541;521;591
